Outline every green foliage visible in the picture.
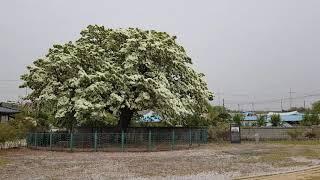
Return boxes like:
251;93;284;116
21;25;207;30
301;111;320;126
256;115;266;127
208;122;229;141
180;113;208;127
301;111;312;126
310;113;320;125
232;114;244;126
312;101;320;114
14;104;50;131
0;124;17;143
207;105;231;125
21;25;213;130
270;114;281;127
8;118;35;139
79;112;118;128
0;116;36;144
287;129;304;140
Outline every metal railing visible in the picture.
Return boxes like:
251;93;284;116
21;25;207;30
26;129;207;152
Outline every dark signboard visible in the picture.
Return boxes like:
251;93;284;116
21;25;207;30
230;124;241;143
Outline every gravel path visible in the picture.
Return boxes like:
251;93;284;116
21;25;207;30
0;143;319;180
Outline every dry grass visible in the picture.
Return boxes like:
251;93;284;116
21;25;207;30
0;158;7;167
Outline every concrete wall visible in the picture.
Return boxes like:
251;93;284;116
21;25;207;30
0;139;26;149
241;127;319;140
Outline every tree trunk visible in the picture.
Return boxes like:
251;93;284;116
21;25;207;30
118;107;134;132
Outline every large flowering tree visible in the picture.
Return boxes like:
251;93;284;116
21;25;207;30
21;25;213;131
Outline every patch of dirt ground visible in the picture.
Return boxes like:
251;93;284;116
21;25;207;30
0;142;319;180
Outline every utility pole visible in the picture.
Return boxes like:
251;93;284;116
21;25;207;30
304;100;306;109
238;104;240;112
222;98;225;108
289;88;296;109
216;91;223;106
251;102;255;112
281;99;283;111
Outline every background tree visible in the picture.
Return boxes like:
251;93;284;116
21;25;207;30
310;113;320;125
301;111;312;126
270;114;281;127
301;109;319;126
312;101;320;114
206;105;231;125
21;25;213;131
232;114;244;126
300;101;320;126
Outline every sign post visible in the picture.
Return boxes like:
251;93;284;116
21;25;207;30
230;123;241;143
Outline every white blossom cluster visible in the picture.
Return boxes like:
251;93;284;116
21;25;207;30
21;25;213;126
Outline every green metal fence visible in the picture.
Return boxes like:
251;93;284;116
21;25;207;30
26;129;207;152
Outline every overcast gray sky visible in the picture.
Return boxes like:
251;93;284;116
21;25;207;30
1;0;320;111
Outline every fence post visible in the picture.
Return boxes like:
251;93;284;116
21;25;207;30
35;133;37;148
49;132;52;151
121;131;125;152
205;129;208;144
171;129;175;150
26;134;29;148
148;130;152;151
70;133;73;152
189;128;192;147
198;130;200;146
94;130;97;152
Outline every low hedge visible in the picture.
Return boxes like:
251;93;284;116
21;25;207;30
0;119;35;144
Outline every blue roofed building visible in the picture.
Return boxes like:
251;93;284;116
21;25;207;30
139;111;162;123
267;111;303;125
241;111;258;126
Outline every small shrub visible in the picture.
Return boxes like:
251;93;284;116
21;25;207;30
305;128;320;139
257;115;266;127
311;128;320;138
287;129;304;140
232;114;244;126
301;111;312;126
208;122;229;141
0;117;36;144
270;114;281;127
0;124;18;143
305;131;317;139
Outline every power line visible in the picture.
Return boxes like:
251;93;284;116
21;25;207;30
223;93;320;106
289;88;296;109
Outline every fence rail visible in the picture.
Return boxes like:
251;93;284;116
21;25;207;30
27;129;207;152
